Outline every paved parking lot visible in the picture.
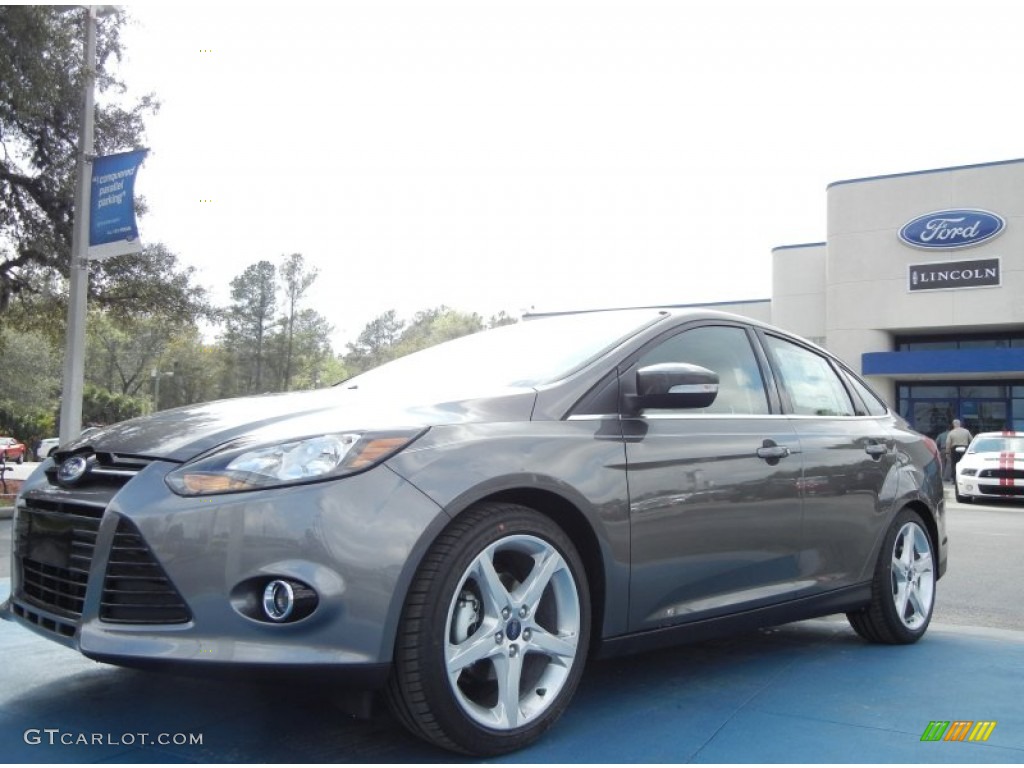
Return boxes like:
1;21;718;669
1;489;1022;763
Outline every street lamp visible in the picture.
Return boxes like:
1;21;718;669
58;4;118;444
151;368;174;412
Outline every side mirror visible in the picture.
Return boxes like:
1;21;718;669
634;363;719;410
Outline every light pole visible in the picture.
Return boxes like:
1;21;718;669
58;5;115;444
152;369;174;412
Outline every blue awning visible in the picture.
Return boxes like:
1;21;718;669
862;348;1024;376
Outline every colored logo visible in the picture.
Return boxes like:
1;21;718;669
899;209;1005;250
920;720;997;742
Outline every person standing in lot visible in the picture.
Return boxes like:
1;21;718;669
936;429;950;482
946;419;973;479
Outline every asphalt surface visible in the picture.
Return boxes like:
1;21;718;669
1;482;1021;763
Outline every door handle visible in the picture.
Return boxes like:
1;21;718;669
757;445;791;460
865;443;888;457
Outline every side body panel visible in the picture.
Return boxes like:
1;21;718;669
385;419;633;638
624;415;806;630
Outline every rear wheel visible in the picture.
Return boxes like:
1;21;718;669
847;508;935;644
387;502;590;755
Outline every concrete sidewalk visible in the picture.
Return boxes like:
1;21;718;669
1;578;1021;763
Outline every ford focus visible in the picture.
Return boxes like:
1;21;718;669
3;308;947;755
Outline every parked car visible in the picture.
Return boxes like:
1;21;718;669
954;430;1024;503
36;427;100;461
4;309;947;755
35;438;59;461
0;436;26;463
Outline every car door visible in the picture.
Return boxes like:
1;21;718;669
623;323;808;631
758;331;901;589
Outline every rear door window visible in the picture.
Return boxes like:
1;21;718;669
763;334;855;417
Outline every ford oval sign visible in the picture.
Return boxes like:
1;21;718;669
899;209;1005;250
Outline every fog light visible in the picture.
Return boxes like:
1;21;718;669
263;580;295;622
254;578;319;623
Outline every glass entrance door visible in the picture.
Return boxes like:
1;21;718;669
905;400;955;440
898;383;1022;439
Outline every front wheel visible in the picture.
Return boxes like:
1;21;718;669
387;502;591;756
847;508;936;644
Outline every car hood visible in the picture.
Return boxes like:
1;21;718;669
63;385;537;463
967;453;1024;464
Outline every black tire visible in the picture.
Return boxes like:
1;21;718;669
16;452;23;464
387;501;591;756
847;508;936;644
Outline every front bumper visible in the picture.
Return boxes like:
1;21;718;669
956;474;1024;500
4;455;446;685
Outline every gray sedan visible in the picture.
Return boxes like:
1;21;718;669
3;308;946;755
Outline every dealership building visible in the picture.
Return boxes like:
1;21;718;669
712;157;1024;440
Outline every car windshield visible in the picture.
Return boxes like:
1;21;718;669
970;436;1024;454
341;310;666;394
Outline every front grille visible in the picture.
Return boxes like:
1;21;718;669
979;468;1024;480
46;452;153;490
14;453;191;634
978;484;1024;497
100;518;191;624
10;602;76;638
15;500;103;621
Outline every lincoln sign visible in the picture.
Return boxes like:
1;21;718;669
908;258;1001;292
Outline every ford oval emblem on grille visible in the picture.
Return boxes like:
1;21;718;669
899;209;1005;250
57;455;90;486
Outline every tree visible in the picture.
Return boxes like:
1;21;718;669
0;6;158;312
390;306;484;359
342;306;508;375
278;253;317;390
224;261;277;393
89;243;211;327
487;310;519;328
82;383;146;425
85;309;186;398
156;330;227;409
276;308;335;390
0;327;62;411
344;309;405;374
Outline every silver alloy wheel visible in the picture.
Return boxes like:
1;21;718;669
444;533;582;731
890;521;935;630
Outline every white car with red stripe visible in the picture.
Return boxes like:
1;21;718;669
955;431;1024;503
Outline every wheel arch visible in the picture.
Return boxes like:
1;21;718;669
901;498;944;580
430;483;613;655
482;487;607;651
385;496;600;753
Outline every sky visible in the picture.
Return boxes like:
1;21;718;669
114;0;1024;349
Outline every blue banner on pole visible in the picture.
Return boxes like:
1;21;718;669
88;149;148;260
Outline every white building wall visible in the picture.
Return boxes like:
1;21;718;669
770;243;827;344
753;159;1024;405
824;160;1024;378
702;300;772;324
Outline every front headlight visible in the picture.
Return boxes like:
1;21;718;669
166;429;426;496
959;468;977;477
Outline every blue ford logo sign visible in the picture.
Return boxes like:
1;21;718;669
57;455;90;486
899;209;1005;250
